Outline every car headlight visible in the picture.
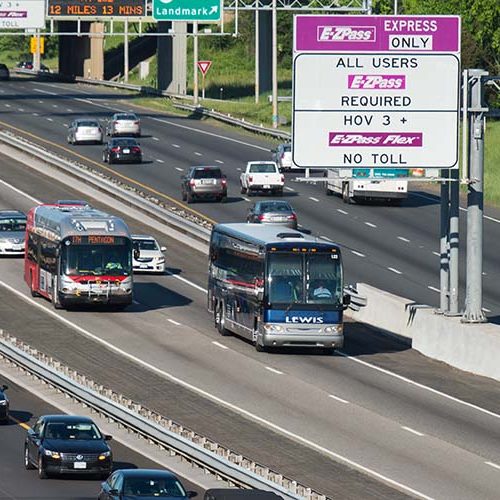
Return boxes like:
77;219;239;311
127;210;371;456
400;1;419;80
155;257;165;264
98;451;111;460
263;324;283;333
324;325;343;334
44;450;61;459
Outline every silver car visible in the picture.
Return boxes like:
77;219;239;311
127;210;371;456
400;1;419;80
132;235;166;273
246;200;298;229
107;113;141;137
272;143;293;171
67;119;103;145
0;210;26;256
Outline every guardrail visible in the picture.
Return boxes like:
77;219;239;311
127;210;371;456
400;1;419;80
0;332;323;499
0;131;212;245
13;69;291;140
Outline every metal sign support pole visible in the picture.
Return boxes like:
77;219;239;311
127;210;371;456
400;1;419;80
255;8;259;104
462;69;488;323
33;29;41;72
124;18;129;82
439;170;450;314
193;22;199;105
448;167;460;314
271;0;278;128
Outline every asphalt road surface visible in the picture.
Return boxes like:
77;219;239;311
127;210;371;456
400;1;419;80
0;77;500;321
0;156;500;499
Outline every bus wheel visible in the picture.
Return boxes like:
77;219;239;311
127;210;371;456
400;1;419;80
53;292;64;310
342;184;352;204
215;303;230;336
30;273;39;297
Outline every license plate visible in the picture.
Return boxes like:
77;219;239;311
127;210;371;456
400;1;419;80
74;462;87;469
202;179;215;184
263;185;270;189
140;264;148;269
123;148;130;154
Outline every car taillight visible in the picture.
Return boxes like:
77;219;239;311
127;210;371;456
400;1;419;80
131;146;141;153
248;176;253;183
288;213;297;220
111;147;120;152
222;178;227;185
134;121;140;125
258;215;266;221
281;153;285;159
189;179;196;186
280;175;285;182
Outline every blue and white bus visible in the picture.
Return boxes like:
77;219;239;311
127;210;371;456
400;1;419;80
208;224;349;352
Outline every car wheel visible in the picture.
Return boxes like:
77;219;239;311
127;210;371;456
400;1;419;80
215;302;230;336
240;185;247;195
187;192;195;204
181;190;187;201
276;188;283;197
24;445;35;470
102;152;107;162
38;455;48;479
108;155;114;165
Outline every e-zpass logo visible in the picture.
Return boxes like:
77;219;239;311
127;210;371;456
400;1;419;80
317;25;376;42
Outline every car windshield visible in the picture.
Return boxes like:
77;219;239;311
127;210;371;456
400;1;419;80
123;477;187;497
116;114;137;121
0;217;26;231
259;202;292;213
133;239;159;251
249;164;276;173
112;139;138;147
44;422;102;440
77;121;99;127
283;144;291;152
193;168;221;179
61;242;132;276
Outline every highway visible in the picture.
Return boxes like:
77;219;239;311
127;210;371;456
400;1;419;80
0;374;204;500
1;153;500;499
0;77;500;319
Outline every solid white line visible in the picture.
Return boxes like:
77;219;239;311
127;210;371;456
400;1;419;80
212;341;228;350
309;197;320;202
156;159;165;163
428;286;440;293
388;267;402;275
337;209;348;215
150;116;270;152
172;144;180;148
0;179;42;204
215;160;224;164
485;461;500;471
351;250;366;258
167;318;181;326
194;152;202;156
432;251;440;257
153;137;159;141
397;236;410;243
165;271;206;293
265;367;283;375
328;394;349;404
402;426;425;437
364;222;377;228
175;167;183;172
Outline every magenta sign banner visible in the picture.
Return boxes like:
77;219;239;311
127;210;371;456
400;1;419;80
296;15;460;53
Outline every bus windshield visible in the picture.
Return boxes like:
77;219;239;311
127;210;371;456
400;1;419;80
267;252;342;306
61;242;132;277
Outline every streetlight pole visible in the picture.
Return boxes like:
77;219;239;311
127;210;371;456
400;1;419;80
193;22;199;105
271;0;278;128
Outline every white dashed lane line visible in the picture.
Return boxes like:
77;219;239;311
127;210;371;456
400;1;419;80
401;426;425;437
337;209;348;215
309;197;320;202
428;286;440;293
265;366;283;375
63;124;68;128
397;236;410;243
4;104;10;107
194;152;203;156
242;197;251;202
156;159;165;163
215;159;224;164
482;307;492;313
32;113;39;116
66;108;73;112
388;267;402;275
433;251;440;257
46;118;53;122
172;144;180;148
52;104;58;108
328;394;349;404
167;318;181;326
351;250;366;258
175;167;183;172
237;168;242;171
320;235;332;242
212;341;228;350
17;108;24;112
284;187;295;192
153;137;159;141
364;222;377;228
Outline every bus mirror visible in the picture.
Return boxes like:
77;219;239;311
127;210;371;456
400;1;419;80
343;294;351;308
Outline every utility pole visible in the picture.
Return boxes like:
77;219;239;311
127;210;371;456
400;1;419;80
193;22;199;105
271;0;278;128
462;69;488;323
255;8;259;104
33;29;41;72
124;18;129;82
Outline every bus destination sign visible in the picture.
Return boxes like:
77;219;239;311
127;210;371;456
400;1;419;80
70;235;125;245
47;0;146;18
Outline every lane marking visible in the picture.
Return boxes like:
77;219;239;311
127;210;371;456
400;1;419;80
153;137;159;141
66;108;73;112
0;119;216;225
351;250;366;258
132;300;141;305
4;104;10;108
309;197;320;202
427;286;440;293
236;168;242;171
243;197;251;202
63;124;68;128
482;307;491;313
52;104;58;108
284;187;295;192
175;167;183;172
18;108;24;112
328;394;349;404
194;152;202;156
32;113;39;116
265;367;283;375
172;144;180;148
337;209;348;215
388;267;402;275
485;461;500;471
165;271;206;293
320;235;333;242
215;160;224;164
212;341;228;350
432;251;440;257
397;236;410;243
402;426;425;437
46;118;53;122
167;318;181;326
156;159;165;164
34;88;57;96
364;222;377;228
0;179;42;204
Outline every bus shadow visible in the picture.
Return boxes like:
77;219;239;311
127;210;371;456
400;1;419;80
132;282;192;311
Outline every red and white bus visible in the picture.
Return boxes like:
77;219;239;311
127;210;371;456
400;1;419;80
24;203;133;309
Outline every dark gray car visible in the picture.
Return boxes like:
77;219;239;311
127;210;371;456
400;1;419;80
0;210;26;256
181;166;227;203
246;200;297;229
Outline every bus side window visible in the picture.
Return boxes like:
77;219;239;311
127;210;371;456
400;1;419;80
27;232;39;263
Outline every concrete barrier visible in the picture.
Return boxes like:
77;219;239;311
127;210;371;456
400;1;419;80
348;283;500;382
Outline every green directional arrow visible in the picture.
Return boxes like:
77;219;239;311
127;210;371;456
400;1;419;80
153;0;222;22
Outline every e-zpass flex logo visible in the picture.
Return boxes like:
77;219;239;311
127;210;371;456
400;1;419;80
317;25;376;42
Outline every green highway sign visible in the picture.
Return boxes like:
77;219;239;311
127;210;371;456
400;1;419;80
152;0;222;22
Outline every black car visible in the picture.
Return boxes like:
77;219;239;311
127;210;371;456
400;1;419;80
0;63;10;81
0;384;9;423
24;414;113;479
204;489;281;500
102;138;142;164
98;469;197;499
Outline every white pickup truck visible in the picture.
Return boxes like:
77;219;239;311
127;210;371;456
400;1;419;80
240;161;284;196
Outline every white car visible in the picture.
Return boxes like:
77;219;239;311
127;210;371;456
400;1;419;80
107;113;141;137
272;143;294;171
0;210;26;256
67;119;103;145
132;235;166;273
